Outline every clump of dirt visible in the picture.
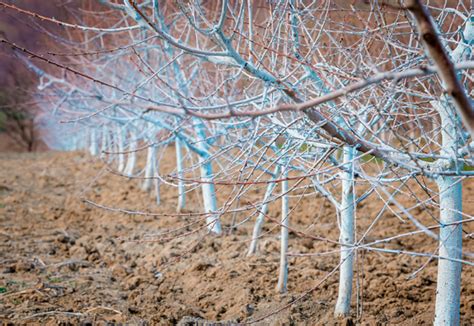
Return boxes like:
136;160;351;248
0;151;473;325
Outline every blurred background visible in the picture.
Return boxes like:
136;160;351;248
0;0;67;151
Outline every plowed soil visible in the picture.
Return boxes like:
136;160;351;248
0;151;473;325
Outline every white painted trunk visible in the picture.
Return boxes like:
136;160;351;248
433;18;471;322
199;172;221;234
154;157;161;205
409;124;417;152
117;128;125;172
124;134;137;176
142;145;156;192
247;165;281;256
71;136;77;151
175;138;186;212
276;173;289;293
195;121;222;234
89;129;99;156
434;175;463;326
433;101;463;326
100;127;109;159
334;146;356;318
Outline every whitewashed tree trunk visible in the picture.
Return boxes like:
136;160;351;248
124;132;137;176
117;127;125;172
154;155;161;205
247;165;281;256
80;132;87;150
276;172;289;293
434;175;462;326
142;144;156;192
100;126;109;159
196;121;222;234
433;16;471;323
334;146;356;318
89;129;99;156
71;136;76;151
175;137;186;212
71;134;79;151
433;101;463;326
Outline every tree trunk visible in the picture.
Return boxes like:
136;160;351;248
247;165;281;256
276;172;289;293
335;146;356;317
100;126;109;160
154;155;161;205
195;120;222;234
142;145;156;192
117;128;125;172
433;101;463;326
434;175;462;325
175;137;186;212
89;129;99;156
124;132;137;176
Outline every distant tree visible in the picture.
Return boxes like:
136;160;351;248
0;84;37;152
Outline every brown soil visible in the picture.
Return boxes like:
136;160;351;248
0;151;473;325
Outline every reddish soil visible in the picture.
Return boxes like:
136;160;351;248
0;151;473;325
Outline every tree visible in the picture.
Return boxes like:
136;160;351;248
0;84;37;152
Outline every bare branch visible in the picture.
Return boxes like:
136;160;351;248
405;0;474;137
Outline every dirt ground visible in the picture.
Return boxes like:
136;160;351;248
0;151;473;325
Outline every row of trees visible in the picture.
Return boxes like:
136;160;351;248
2;0;473;323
